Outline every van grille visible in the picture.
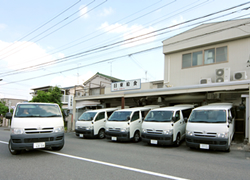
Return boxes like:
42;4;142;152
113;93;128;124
194;131;217;137
24;127;54;134
145;129;163;134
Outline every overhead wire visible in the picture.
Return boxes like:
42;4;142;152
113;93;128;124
0;0;82;54
0;0;105;61
1;18;250;86
2;0;177;70
1;2;250;78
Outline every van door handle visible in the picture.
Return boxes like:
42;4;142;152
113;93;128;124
139;121;141;123
104;120;106;122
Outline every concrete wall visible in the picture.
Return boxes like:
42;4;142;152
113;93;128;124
164;38;250;87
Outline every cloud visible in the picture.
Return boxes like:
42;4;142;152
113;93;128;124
49;71;94;87
79;5;89;19
0;40;64;72
99;22;157;47
99;7;114;17
0;24;7;30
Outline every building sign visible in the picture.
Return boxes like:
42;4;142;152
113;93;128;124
68;95;73;109
111;79;141;92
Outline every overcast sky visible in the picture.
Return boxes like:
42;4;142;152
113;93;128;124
0;0;250;100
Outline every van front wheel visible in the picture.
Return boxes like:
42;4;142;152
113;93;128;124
98;129;105;139
133;131;140;142
8;140;21;155
174;134;181;147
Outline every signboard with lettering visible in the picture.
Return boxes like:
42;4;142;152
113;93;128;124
111;79;141;92
68;95;73;109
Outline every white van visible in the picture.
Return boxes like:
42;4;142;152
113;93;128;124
105;106;159;142
186;103;235;152
141;105;194;146
75;108;118;139
7;103;65;155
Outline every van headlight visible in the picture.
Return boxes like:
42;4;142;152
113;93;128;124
217;132;228;138
54;126;64;133
11;128;24;134
163;129;173;135
142;128;147;133
186;130;193;136
85;126;93;131
120;127;129;132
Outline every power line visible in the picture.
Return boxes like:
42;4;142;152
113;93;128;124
1;2;249;77
1;18;250;86
0;0;105;61
0;0;82;58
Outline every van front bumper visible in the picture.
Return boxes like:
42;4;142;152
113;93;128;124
141;133;173;145
10;132;64;150
105;131;130;141
186;135;229;151
75;129;94;137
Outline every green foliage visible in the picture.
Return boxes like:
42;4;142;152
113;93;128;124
30;86;63;108
0;100;9;116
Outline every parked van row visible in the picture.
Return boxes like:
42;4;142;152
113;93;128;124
75;103;235;152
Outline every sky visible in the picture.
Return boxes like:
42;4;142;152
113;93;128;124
0;0;250;101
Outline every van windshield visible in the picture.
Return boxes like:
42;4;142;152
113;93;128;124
188;110;226;123
108;111;131;121
14;104;62;118
78;112;97;121
144;111;173;122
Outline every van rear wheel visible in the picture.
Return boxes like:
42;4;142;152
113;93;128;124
8;140;21;155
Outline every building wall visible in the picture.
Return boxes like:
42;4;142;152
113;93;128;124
164;37;250;87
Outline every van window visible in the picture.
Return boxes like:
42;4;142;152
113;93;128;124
189;110;226;123
182;109;192;119
96;112;105;121
141;110;150;119
108;111;131;121
174;111;180;122
131;111;140;122
144;111;173;122
14;104;62;118
107;111;114;118
78;112;97;121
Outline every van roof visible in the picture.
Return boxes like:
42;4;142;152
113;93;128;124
115;106;159;112
193;103;233;110
17;102;59;105
86;107;118;113
150;104;194;111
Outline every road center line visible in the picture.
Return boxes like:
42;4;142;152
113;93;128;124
42;149;189;180
0;140;189;180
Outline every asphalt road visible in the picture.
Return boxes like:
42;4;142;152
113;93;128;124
0;129;250;180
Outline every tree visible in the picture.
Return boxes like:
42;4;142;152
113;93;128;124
30;86;63;108
0;100;9;116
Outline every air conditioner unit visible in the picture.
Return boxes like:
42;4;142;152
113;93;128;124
200;78;212;84
215;67;230;83
233;71;247;80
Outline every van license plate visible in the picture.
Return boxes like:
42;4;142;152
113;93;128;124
79;134;84;138
111;137;117;141
200;144;209;149
33;142;45;149
151;140;157;144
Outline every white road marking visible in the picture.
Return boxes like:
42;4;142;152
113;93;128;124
0;140;8;144
0;140;189;180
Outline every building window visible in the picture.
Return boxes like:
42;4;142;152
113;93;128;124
182;46;227;68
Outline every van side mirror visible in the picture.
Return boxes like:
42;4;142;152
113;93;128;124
5;112;12;119
184;117;188;123
127;116;130;121
172;117;176;122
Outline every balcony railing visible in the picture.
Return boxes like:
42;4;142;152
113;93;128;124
61;95;70;103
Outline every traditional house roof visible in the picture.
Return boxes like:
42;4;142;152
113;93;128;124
83;72;123;86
